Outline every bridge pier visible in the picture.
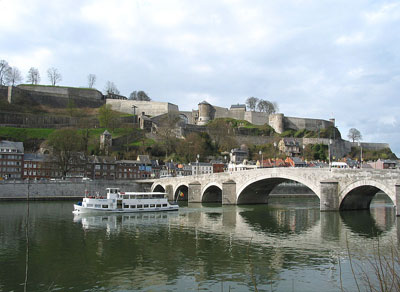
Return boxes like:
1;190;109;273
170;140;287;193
165;185;174;202
320;180;339;212
188;182;201;203
222;180;236;205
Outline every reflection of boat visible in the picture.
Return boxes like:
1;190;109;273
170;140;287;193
73;188;179;214
73;212;179;231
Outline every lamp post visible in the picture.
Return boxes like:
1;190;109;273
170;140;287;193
224;155;227;172
196;154;200;176
358;141;363;169
273;142;277;167
258;150;263;168
328;139;332;170
131;105;138;126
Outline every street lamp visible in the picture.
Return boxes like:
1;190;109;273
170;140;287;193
258;150;263;168
196;154;200;176
273;142;277;167
358;141;363;169
131;105;138;126
328;139;333;170
224;155;227;172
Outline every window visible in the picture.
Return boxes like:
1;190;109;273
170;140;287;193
130;205;136;208
143;204;149;208
95;204;101;208
162;204;167;207
87;204;93;207
137;204;143;208
156;204;161;208
124;204;130;208
150;204;155;208
102;205;108;208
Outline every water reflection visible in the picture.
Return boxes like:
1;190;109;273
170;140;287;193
0;197;398;292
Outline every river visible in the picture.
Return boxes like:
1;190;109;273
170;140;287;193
0;194;398;291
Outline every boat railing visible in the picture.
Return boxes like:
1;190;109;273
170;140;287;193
118;193;166;199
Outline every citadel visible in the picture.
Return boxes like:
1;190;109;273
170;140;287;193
0;84;391;159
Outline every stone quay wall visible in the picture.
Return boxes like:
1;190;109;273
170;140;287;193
0;180;142;201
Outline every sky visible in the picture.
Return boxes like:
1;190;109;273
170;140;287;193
0;0;399;155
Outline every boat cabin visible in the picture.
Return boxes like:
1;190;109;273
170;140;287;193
106;188;120;199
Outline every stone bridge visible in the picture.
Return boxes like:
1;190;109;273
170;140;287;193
150;168;400;214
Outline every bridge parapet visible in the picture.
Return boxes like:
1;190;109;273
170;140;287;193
151;168;400;213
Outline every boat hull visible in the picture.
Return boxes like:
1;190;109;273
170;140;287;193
73;204;179;214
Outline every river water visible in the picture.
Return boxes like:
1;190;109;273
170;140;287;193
0;194;398;292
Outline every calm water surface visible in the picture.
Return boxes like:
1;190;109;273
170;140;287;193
0;194;398;291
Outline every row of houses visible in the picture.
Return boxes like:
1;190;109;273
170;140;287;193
0;140;398;181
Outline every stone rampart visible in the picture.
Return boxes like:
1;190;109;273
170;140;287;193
244;111;269;125
107;99;179;117
0;111;100;128
9;86;104;108
284;116;334;132
0;180;141;200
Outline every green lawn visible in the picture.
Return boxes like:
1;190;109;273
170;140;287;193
0;127;55;141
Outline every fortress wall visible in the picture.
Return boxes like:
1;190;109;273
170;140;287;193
179;111;193;124
348;141;390;151
67;87;103;100
234;135;276;145
19;85;69;96
213;106;230;119
244;111;268;126
284;117;333;132
227;108;246;121
107;99;179;117
10;86;103;108
0;111;100;128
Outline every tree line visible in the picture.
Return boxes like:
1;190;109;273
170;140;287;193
0;58;151;100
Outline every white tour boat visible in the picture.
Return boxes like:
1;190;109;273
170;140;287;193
73;188;179;214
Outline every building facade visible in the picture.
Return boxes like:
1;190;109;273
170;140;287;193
0;141;24;179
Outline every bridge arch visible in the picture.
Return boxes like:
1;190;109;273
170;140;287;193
202;182;223;203
236;174;320;205
339;180;395;211
152;184;165;193
174;183;189;201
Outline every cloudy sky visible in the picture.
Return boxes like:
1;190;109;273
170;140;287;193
1;0;399;155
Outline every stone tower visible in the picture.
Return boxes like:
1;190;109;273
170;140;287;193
197;101;212;125
100;130;112;155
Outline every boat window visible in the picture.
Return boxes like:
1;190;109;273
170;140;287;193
144;204;149;208
137;204;143;208
87;204;93;207
130;205;136;208
129;195;135;199
95;204;101;208
124;204;130;208
162;204;167;207
150;204;155;208
136;195;143;199
102;205;108;208
156;204;161;208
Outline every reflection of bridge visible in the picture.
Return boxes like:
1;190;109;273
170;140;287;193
149;168;400;214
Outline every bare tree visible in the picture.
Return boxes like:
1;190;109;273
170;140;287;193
0;60;11;85
6;67;22;86
257;99;278;115
26;67;40;85
104;81;120;95
87;74;96;88
348;128;362;142
246;97;259;111
47;67;62;86
129;90;151;101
